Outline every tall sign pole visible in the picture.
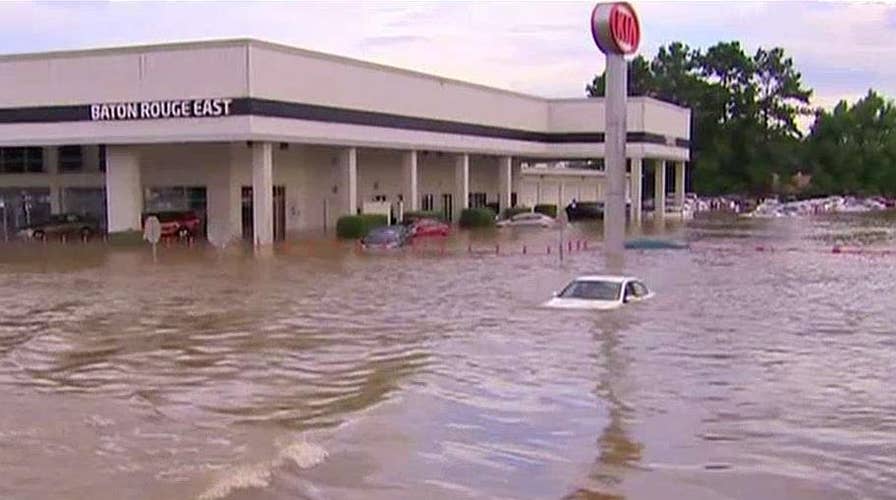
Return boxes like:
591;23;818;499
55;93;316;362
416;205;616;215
591;2;640;272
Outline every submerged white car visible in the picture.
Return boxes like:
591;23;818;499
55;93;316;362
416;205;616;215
496;212;556;227
542;275;654;310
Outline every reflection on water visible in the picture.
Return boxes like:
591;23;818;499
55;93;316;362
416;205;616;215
0;213;895;499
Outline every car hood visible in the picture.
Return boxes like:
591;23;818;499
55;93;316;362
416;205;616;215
541;298;622;310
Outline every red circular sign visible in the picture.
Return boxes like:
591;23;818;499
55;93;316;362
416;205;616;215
591;2;641;55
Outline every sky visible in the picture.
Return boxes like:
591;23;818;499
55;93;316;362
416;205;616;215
1;1;894;111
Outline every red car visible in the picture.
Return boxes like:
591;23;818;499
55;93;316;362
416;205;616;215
142;211;202;238
409;218;450;238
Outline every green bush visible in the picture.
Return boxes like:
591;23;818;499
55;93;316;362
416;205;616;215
534;204;558;218
402;210;444;224
336;214;388;239
501;206;531;219
106;230;144;246
459;207;496;228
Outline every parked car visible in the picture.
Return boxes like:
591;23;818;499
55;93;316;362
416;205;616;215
18;213;100;240
542;275;654;310
496;212;556;228
142;211;202;238
409;218;450;238
565;201;604;221
361;225;412;250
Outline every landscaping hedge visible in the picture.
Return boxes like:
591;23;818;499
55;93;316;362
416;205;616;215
459;207;496;228
501;206;531;219
402;210;444;224
336;214;388;239
534;204;558;218
107;230;145;246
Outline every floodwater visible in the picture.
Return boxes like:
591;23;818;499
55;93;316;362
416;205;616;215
1;214;895;500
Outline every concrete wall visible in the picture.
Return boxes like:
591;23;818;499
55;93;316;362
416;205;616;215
248;42;548;132
0;40;691;161
0;43;248;107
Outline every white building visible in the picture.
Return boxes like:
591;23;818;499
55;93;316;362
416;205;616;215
0;39;690;244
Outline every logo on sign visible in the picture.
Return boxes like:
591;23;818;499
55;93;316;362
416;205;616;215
591;2;641;56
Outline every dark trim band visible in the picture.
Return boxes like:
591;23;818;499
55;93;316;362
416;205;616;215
0;97;690;148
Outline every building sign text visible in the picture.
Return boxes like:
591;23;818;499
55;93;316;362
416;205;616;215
90;98;234;121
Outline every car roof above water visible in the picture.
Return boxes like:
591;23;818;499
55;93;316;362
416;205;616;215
573;275;639;284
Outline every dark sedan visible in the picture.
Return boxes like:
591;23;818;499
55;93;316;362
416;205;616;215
565;201;604;221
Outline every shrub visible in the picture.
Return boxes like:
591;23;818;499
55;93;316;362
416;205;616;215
106;230;144;246
501;206;531;219
402;210;444;224
459;207;496;228
336;214;388;239
534;204;558;218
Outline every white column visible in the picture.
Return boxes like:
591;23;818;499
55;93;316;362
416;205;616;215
454;153;469;222
674;161;686;209
341;147;358;216
630;157;642;222
44;146;61;213
402;150;419;211
206;144;236;246
252;142;274;246
654;160;666;219
105;146;142;233
498;156;512;212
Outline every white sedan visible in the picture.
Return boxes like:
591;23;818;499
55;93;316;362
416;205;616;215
542;275;653;310
496;212;556;227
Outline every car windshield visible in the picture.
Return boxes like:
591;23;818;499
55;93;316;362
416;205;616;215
558;280;622;301
364;228;400;244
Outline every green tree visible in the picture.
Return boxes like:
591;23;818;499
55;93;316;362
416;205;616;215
806;91;896;196
586;55;655;98
586;41;813;195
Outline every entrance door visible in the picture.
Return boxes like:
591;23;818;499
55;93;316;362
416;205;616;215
241;185;286;241
273;186;286;241
441;193;453;222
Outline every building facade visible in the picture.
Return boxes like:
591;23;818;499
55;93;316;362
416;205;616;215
0;39;690;244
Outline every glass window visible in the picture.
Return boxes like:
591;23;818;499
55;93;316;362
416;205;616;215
633;282;649;297
421;194;434;211
98;145;107;172
559;280;622;301
1;148;25;173
58;146;83;172
469;192;487;208
25;148;43;173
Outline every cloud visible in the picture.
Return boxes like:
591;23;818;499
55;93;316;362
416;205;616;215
0;1;894;108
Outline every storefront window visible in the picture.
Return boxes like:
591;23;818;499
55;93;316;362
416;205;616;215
0;188;51;229
144;186;207;235
58;146;84;172
0;148;43;173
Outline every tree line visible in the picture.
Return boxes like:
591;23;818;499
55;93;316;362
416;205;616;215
587;41;896;197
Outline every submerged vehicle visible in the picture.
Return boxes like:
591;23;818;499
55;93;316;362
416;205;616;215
542;275;653;310
361;225;412;250
624;238;689;250
18;213;100;240
408;218;450;238
496;212;556;228
565;201;604;221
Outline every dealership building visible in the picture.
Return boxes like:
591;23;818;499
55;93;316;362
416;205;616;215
0;39;690;244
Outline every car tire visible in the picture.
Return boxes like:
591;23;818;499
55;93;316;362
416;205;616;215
32;230;45;240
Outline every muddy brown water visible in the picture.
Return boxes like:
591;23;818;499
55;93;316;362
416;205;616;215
1;214;895;500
